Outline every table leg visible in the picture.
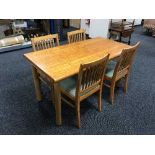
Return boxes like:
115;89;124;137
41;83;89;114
53;82;62;126
50;82;55;106
32;66;42;101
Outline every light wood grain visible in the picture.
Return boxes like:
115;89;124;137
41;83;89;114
25;37;130;83
24;37;131;126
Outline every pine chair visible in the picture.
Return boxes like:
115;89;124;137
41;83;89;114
104;42;140;104
59;54;109;128
31;34;59;102
31;34;59;51
67;29;86;44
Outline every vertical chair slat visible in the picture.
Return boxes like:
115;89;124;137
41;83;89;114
52;39;55;47
67;29;86;44
49;39;53;48
43;40;47;49
46;39;50;48
77;54;109;95
31;34;60;52
78;55;109;93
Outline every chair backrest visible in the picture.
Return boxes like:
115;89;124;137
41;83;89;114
124;19;135;29
110;19;124;28
113;42;140;80
67;29;86;44
31;34;59;51
76;54;109;98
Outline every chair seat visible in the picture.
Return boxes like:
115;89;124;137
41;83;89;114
105;60;117;78
60;76;76;97
60;76;99;98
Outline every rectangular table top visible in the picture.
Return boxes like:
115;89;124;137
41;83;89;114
24;37;130;82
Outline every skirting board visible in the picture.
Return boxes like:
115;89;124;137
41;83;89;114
0;41;32;53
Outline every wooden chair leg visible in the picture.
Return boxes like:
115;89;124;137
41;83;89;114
97;90;102;112
110;82;116;104
124;74;129;93
116;79;121;87
128;35;131;45
75;101;81;128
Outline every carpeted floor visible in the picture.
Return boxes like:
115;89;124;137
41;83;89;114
0;26;155;135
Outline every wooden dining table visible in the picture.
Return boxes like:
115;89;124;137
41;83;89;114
24;37;130;126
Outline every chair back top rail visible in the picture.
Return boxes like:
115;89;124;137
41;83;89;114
67;29;86;44
31;34;59;51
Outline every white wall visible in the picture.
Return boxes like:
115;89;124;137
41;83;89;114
81;19;110;38
80;19;90;34
126;19;142;25
89;19;110;38
134;19;142;25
